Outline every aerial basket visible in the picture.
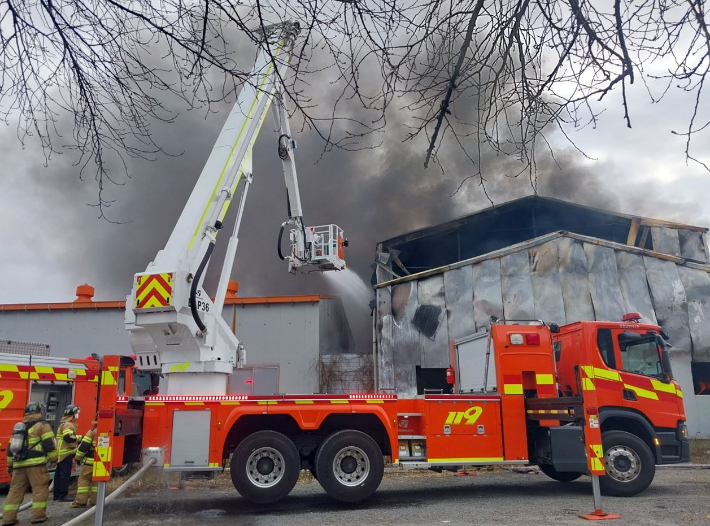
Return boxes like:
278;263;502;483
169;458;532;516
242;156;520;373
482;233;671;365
283;223;347;273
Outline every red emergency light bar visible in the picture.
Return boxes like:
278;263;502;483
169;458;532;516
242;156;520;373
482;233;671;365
145;395;251;402
348;393;397;400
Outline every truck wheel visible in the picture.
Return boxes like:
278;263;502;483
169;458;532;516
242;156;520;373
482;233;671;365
599;430;655;497
230;430;300;503
539;464;582;482
315;430;383;503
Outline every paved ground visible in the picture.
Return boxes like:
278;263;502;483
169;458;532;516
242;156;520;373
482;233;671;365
8;467;710;526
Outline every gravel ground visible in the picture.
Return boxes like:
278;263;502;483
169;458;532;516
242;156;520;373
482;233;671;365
14;467;710;526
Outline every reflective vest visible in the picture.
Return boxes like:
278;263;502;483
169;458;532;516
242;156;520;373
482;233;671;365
75;427;96;466
56;418;78;462
8;417;57;469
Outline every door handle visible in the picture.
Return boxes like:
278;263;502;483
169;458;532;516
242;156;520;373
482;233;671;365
623;389;637;401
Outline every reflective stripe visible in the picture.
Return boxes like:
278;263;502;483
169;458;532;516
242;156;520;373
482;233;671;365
623;383;659;400
31;501;46;509
593;368;621;382
12;456;48;467
91;487;98;492
582;378;596;391
3;504;20;511
651;379;676;394
77;488;90;494
536;374;554;385
40;432;54;441
503;384;523;395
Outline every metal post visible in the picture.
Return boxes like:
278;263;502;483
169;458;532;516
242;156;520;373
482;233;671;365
94;481;107;526
579;475;620;520
591;475;602;512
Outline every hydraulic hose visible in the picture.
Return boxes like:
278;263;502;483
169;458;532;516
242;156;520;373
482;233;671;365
59;458;157;526
190;242;215;333
277;222;287;260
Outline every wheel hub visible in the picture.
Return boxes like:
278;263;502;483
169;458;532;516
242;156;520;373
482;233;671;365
604;445;641;482
332;446;370;486
246;447;285;488
257;457;275;475
340;456;358;474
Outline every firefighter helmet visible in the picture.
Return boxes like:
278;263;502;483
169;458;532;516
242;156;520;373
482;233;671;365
24;401;44;416
63;404;81;417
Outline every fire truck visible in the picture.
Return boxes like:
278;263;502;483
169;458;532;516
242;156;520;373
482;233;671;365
0;352;155;487
89;316;688;506
77;20;687;516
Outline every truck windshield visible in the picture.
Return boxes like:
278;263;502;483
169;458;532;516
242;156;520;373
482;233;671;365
132;371;154;397
618;336;663;378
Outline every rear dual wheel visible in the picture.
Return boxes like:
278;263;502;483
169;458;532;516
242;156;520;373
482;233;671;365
231;430;300;504
315;430;384;503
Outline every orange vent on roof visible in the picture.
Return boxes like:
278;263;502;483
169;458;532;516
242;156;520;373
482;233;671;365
75;284;95;303
227;280;239;298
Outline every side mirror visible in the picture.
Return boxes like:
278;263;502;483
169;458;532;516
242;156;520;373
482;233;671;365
661;348;674;382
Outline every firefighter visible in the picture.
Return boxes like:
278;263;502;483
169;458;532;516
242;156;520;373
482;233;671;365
70;416;98;508
2;402;57;526
53;404;80;502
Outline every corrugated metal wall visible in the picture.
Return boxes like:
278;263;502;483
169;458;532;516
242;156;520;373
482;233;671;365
375;232;710;436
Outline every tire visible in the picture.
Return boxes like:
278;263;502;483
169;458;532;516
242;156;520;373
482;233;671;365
230;430;301;504
315;430;384;503
539;464;583;482
599;430;655;497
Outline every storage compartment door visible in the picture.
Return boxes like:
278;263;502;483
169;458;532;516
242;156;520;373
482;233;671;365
170;410;211;467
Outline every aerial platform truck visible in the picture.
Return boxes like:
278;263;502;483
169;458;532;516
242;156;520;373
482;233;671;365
84;21;688;520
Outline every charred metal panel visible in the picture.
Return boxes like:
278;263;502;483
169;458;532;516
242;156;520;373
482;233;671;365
615;252;657;325
584;243;625;322
500;250;535;320
557;238;595;323
643;257;691;353
651;227;681;257
472;259;504;332
418;275;450;368
391;281;419;394
677;267;710;362
376;287;395;392
678;230;708;262
529;241;566;325
412;305;444;340
444;266;476;342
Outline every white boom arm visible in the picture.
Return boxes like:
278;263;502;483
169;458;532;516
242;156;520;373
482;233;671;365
125;22;345;395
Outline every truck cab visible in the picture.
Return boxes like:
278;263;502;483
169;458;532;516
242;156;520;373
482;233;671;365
551;316;689;493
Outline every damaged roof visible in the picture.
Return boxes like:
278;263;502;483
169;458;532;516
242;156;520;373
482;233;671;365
378;195;708;277
376;230;710;289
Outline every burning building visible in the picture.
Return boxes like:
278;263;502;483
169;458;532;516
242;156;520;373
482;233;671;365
373;196;710;437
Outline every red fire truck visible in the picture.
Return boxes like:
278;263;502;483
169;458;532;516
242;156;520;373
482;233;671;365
90;316;688;505
0;353;154;487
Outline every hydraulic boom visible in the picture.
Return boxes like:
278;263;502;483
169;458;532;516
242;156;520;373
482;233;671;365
125;22;345;395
